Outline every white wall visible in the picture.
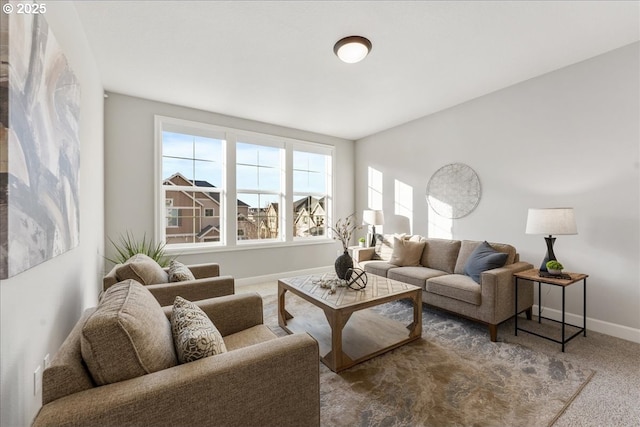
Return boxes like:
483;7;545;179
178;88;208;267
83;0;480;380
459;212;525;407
355;43;640;342
0;3;105;426
104;93;354;280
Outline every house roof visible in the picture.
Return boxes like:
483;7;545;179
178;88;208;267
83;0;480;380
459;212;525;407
164;173;250;207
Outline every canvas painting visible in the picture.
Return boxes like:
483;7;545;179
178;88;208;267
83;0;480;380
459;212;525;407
0;9;81;279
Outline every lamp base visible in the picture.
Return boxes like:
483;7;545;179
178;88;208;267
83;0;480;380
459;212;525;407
539;235;557;272
369;225;377;247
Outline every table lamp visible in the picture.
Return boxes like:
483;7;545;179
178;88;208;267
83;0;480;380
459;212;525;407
525;208;577;272
363;210;384;247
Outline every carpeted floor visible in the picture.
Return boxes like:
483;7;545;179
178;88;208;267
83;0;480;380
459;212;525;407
240;281;640;427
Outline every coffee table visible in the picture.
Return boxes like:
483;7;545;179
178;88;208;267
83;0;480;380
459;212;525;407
278;272;422;373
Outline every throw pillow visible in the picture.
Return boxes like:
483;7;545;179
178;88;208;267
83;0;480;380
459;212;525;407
81;279;178;386
115;253;169;285
168;260;195;282
373;233;408;261
171;296;227;364
389;237;425;267
463;241;509;283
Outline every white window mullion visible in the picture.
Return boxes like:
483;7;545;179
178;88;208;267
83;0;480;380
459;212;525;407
284;141;293;243
226;133;237;248
154;116;164;243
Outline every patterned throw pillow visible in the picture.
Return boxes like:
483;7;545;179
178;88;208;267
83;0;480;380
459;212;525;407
168;260;195;282
171;296;227;364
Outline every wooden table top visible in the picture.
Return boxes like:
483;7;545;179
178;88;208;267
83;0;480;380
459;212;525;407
278;272;420;310
514;268;589;287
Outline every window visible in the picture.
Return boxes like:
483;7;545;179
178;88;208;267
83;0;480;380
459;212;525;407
236;141;283;242
160;126;224;245
155;116;334;250
293;150;331;238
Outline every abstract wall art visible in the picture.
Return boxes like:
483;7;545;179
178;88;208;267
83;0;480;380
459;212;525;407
0;7;81;279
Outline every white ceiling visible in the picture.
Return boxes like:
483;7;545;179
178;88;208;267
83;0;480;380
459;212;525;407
73;1;639;141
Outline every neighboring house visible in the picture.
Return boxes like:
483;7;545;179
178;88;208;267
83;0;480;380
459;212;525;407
164;173;326;242
163;173;250;244
293;196;326;237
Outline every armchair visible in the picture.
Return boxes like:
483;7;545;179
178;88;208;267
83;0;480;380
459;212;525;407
103;256;234;306
33;290;320;427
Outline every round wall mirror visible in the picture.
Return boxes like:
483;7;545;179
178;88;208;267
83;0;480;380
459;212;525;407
426;163;481;219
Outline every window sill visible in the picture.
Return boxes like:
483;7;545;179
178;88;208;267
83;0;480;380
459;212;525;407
165;238;336;255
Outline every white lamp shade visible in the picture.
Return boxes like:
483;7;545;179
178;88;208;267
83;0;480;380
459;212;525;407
525;208;577;235
363;209;385;226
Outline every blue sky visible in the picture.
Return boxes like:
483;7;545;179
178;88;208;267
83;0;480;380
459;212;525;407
163;131;328;207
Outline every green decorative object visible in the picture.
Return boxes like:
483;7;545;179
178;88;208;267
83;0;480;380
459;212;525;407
545;260;564;275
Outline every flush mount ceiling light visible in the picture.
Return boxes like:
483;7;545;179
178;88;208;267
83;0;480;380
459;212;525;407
333;36;372;64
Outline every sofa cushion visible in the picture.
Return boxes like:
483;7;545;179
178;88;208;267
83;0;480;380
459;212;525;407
115;253;169;285
463;241;509;283
420;238;461;273
454;240;516;274
223;325;278;351
171;296;227;363
168;259;196;282
426;274;481;305
81;279;177;386
389;237;425;267
387;266;447;289
362;261;398;277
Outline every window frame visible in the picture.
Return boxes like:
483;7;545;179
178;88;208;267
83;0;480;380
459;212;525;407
154;115;335;254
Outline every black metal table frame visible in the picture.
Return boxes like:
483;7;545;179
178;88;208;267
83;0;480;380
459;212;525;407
515;275;587;352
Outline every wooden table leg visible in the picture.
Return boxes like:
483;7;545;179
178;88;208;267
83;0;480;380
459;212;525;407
322;308;353;372
277;284;292;327
407;290;422;339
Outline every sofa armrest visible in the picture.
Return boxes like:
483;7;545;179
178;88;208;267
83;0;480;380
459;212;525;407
163;292;264;337
32;334;320;427
480;261;534;323
147;275;235;307
353;247;375;263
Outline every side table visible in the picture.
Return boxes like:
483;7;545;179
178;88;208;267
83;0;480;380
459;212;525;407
514;268;588;352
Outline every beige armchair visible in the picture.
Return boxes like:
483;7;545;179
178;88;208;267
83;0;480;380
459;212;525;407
33;290;320;427
103;256;234;306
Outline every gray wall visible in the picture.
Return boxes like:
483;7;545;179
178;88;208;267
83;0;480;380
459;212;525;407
0;3;105;426
104;93;355;280
355;43;640;341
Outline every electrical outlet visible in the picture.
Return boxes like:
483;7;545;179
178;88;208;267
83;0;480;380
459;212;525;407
33;366;42;396
43;354;51;370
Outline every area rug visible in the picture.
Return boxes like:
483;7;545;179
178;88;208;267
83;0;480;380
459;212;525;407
262;293;594;427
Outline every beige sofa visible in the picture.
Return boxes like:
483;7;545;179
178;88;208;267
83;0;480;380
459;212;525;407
33;283;320;427
355;235;534;341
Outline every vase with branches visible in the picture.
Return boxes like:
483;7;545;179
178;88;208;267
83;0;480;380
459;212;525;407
330;213;362;279
330;213;361;252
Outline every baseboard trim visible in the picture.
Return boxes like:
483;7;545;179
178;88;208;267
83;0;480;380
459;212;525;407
533;305;640;344
235;266;332;287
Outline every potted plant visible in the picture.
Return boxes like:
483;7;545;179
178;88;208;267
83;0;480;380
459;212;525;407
546;260;564;275
106;231;172;267
358;237;366;248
